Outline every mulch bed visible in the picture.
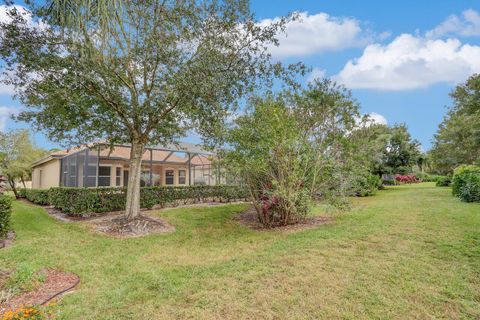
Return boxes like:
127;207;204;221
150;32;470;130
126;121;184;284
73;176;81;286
89;214;175;237
235;207;332;232
0;269;80;314
0;231;16;249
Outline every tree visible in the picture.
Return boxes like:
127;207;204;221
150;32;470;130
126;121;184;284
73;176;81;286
224;79;361;226
430;74;480;174
0;1;301;219
0;129;45;198
376;124;421;176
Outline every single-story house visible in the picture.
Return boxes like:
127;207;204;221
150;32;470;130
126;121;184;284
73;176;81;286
31;142;223;189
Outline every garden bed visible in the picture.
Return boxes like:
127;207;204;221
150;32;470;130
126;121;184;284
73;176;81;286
88;214;175;237
235;207;331;232
0;269;79;315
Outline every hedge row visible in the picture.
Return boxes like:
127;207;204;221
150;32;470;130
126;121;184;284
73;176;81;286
22;189;50;205
0;195;12;240
452;165;480;202
20;185;249;216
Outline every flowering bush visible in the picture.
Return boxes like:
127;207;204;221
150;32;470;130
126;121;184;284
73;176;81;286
1;305;54;320
394;175;420;184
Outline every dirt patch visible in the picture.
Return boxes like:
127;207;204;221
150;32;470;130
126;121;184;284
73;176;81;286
0;269;80;314
89;214;175;238
235;207;332;232
0;231;15;249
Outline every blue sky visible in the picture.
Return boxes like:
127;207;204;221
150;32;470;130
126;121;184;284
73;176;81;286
1;1;480;150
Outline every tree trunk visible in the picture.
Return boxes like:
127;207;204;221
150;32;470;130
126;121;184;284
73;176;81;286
8;177;18;199
125;140;145;220
20;176;26;188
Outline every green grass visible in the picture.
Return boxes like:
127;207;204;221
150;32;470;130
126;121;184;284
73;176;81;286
1;183;479;319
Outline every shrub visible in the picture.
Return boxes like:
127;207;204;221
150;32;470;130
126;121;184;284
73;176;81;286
452;165;480;202
414;172;445;182
435;176;451;187
17;188;27;198
48;185;248;216
395;175;420;184
353;173;381;197
24;189;50;205
0;194;12;240
381;178;396;186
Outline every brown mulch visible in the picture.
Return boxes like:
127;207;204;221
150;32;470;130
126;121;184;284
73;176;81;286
0;269;80;314
0;231;16;249
89;214;175;238
234;207;332;232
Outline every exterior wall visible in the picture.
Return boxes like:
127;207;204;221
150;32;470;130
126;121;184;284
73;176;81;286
31;159;61;189
97;160;192;187
31;149;221;189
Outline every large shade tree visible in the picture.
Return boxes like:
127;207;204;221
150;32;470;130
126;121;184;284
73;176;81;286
0;0;300;219
430;74;480;174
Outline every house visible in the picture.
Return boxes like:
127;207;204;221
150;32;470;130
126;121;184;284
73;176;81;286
31;142;223;189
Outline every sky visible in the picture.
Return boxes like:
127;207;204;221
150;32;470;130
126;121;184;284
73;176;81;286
1;0;480;150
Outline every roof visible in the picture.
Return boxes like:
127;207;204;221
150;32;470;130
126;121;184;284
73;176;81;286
32;141;214;168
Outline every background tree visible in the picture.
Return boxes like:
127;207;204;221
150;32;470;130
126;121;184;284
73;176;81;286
0;129;45;198
375;124;421;176
430;74;480;174
224;79;361;226
0;1;301;219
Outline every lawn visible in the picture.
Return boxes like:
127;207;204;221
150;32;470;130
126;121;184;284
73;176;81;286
1;183;479;319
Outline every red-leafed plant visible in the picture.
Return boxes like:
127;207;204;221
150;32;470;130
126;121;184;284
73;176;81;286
395;175;420;184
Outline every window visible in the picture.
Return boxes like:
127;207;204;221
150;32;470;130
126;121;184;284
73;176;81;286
178;170;186;185
39;169;43;188
98;166;111;187
140;170;150;187
116;167;121;186
165;170;174;185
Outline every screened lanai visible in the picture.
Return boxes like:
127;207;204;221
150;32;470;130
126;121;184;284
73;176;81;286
59;142;225;188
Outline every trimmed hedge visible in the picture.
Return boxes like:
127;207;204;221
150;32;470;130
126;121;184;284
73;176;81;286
0;194;12;240
452;165;480;202
49;185;249;216
24;189;51;205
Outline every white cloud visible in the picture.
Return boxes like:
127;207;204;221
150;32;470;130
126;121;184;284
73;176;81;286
307;68;326;83
334;34;480;90
260;12;375;58
0;106;19;131
426;9;480;38
367;112;387;125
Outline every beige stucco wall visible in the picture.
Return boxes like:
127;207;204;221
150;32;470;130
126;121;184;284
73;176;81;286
31;159;61;189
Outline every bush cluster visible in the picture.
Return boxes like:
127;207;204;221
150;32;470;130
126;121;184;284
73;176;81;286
415;172;445;183
452;165;480;202
353;173;381;197
0;194;12;240
23;189;50;205
435;176;452;187
22;185;248;216
395;175;420;184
